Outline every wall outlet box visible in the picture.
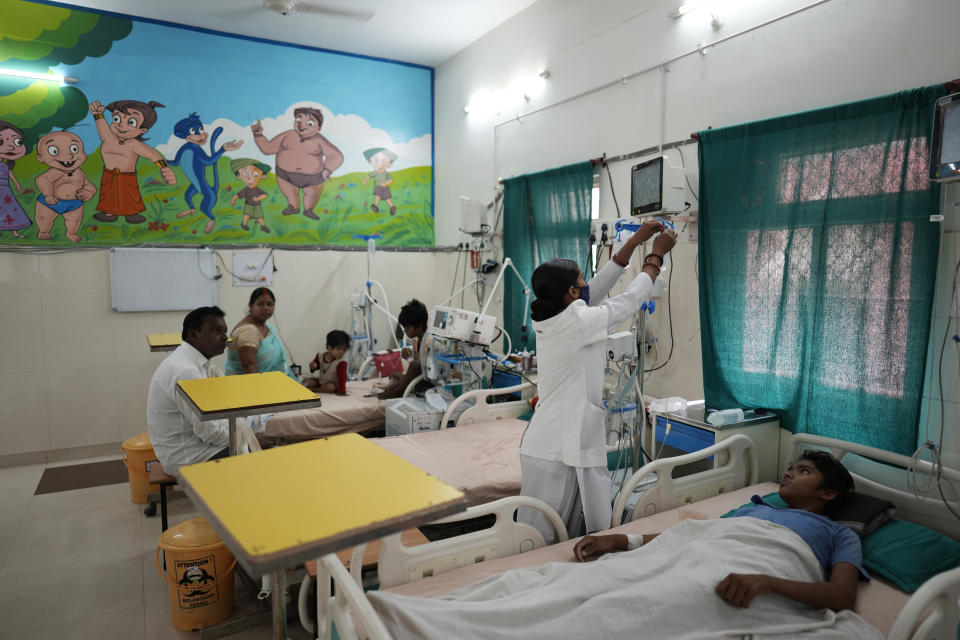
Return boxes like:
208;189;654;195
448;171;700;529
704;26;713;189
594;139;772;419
233;253;274;287
590;219;618;246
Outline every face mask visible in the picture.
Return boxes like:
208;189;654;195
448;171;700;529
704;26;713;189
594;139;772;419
579;284;590;306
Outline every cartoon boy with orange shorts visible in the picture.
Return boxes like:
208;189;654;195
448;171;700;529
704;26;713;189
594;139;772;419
89;99;175;224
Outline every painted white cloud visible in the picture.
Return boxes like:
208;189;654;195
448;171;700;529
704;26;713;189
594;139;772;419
155;101;431;176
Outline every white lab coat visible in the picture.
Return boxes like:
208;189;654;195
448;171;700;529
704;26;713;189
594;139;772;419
520;261;653;468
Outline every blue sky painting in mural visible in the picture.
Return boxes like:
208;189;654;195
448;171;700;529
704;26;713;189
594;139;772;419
52;18;433;175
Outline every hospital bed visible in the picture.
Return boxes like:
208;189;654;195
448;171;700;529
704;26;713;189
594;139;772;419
371;382;534;506
264;349;457;441
261;378;386;441
306;432;960;639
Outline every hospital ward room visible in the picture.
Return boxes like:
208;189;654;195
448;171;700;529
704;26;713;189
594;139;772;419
5;1;960;639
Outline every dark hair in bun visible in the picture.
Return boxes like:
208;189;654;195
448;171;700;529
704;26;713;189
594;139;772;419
530;258;580;321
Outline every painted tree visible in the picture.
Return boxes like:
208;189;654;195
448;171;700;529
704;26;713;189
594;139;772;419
0;1;132;146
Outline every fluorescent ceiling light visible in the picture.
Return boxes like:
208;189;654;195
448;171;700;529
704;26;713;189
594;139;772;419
464;70;549;116
669;0;710;18
0;67;77;85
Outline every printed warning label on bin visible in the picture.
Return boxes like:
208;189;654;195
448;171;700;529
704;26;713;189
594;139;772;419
175;554;219;609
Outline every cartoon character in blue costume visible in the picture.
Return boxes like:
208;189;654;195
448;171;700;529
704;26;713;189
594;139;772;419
168;113;242;234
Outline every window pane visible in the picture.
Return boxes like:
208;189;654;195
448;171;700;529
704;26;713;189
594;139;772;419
743;228;812;377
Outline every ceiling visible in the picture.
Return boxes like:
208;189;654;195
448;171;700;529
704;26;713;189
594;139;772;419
59;0;539;67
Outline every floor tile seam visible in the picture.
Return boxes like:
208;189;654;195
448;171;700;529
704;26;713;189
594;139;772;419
0;545;145;577
0;603;149;640
0;492;34;571
18;507;145;530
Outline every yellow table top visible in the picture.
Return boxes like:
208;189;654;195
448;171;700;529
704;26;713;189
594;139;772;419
179;433;467;574
147;332;181;351
177;371;319;417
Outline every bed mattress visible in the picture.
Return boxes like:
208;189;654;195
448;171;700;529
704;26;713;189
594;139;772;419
384;482;909;636
262;379;385;439
373;418;527;507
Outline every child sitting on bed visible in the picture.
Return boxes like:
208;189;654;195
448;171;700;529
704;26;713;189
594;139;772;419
575;450;865;613
304;330;350;394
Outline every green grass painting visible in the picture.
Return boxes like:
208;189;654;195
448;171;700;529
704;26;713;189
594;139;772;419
2;150;434;247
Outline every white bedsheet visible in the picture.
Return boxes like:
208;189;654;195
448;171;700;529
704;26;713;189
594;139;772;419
368;517;883;640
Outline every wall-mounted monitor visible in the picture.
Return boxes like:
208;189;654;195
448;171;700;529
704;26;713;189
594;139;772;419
930;92;960;183
630;155;686;216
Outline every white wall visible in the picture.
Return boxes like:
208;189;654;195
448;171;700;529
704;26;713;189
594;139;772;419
0;248;480;461
435;0;960;409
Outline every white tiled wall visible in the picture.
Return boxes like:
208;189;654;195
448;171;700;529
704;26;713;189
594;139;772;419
0;248;476;459
919;199;960;469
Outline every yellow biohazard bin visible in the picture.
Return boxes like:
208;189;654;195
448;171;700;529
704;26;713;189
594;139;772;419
121;433;160;504
156;517;236;630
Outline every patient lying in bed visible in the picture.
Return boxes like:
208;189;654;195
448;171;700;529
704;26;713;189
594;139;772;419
367;451;884;639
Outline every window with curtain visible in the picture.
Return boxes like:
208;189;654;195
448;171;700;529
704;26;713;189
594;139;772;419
502;161;596;352
698;87;945;454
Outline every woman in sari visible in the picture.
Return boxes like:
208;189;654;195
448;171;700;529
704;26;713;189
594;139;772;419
225;287;295;378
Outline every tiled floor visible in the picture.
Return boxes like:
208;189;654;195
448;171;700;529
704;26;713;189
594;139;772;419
0;457;312;639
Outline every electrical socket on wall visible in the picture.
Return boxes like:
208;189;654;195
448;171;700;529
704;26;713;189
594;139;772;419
232;252;274;287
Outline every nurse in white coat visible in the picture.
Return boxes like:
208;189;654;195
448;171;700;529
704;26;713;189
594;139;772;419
519;221;678;542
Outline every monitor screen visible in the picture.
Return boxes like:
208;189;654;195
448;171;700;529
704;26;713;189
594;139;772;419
938;101;960;165
931;93;960;182
631;157;663;215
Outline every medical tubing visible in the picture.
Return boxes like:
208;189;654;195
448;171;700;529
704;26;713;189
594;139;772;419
491;325;512;363
607;362;640;501
364;280;401;349
935;255;960;520
372;279;401;349
438;278;484;307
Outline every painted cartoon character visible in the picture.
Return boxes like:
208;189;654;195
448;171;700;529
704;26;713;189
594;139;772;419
168;113;243;234
0;121;34;238
89;100;176;224
34;131;96;242
362;147;398;215
251;107;343;219
229;158;272;234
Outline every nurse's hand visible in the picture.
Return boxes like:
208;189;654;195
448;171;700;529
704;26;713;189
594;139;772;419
653;229;678;255
630;219;665;244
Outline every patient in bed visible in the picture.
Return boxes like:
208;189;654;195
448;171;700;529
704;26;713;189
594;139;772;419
304;329;350;394
368;450;883;640
575;449;865;612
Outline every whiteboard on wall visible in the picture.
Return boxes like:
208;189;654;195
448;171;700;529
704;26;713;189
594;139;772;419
110;248;218;312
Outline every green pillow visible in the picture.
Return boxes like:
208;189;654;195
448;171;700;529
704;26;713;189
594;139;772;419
720;492;787;517
862;518;960;593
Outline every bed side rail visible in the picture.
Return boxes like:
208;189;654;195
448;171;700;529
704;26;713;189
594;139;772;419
887;565;960;640
611;434;759;526
375;495;566;589
312;553;392;640
440;382;535;429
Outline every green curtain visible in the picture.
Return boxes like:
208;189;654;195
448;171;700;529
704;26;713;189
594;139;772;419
698;87;944;454
502;161;595;353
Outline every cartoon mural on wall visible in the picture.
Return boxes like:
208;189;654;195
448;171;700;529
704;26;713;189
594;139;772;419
0;122;33;238
0;0;434;247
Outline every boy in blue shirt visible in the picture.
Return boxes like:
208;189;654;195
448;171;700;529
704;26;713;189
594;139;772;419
574;450;864;612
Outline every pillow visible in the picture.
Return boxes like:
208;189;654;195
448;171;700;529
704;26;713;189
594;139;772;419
829;492;896;537
862;518;960;593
